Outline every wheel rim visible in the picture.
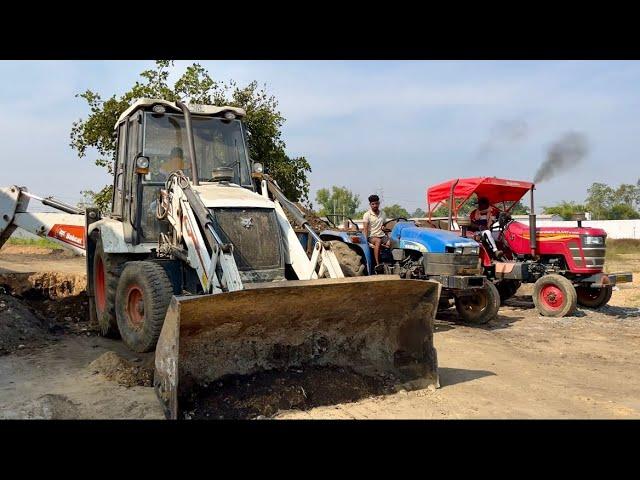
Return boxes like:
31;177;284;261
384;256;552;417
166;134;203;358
95;257;106;314
539;284;565;311
125;285;145;329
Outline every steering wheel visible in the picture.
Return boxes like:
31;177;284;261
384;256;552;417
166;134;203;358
492;211;512;231
383;217;409;228
345;217;361;232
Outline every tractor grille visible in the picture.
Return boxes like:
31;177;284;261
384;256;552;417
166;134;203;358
210;208;283;272
423;253;481;276
570;237;606;268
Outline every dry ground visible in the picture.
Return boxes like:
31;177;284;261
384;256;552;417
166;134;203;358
0;243;638;419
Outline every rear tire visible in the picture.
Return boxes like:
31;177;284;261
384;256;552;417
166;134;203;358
576;285;613;308
115;261;174;353
496;280;521;304
324;240;366;277
532;274;577;317
92;234;124;338
454;282;500;325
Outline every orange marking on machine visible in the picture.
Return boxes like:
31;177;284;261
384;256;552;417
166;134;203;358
47;224;86;249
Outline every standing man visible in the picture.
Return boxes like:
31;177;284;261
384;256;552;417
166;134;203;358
363;194;391;270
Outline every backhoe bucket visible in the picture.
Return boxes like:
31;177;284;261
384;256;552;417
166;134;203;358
154;275;441;419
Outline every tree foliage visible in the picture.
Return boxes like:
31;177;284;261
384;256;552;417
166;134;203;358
383;204;410;219
315;186;361;219
542;201;587;220
71;60;311;210
410;207;426;218
544;179;640;220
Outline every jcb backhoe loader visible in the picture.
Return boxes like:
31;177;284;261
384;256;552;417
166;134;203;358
0;99;441;418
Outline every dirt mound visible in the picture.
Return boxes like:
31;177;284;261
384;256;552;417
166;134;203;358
89;351;154;388
0;272;86;298
0;244;75;257
0;293;50;355
181;366;395;419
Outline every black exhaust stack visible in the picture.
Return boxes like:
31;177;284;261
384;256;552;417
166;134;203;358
175;101;199;186
529;186;537;257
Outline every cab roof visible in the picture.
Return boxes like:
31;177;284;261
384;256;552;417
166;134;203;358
116;98;246;127
427;177;534;212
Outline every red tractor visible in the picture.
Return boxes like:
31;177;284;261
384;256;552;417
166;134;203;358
426;177;633;317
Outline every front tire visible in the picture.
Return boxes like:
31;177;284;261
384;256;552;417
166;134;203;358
115;261;174;353
91;233;125;338
532;274;577;317
576;285;613;308
454;282;501;325
324;240;366;277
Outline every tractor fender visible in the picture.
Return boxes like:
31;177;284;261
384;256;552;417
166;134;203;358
87;218;154;254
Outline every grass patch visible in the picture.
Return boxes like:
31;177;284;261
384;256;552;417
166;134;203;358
607;238;640;256
6;237;63;249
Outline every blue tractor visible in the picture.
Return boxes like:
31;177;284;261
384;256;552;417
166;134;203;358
318;216;501;324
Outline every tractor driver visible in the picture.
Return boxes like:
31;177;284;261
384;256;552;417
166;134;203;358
470;196;503;259
363;194;391;270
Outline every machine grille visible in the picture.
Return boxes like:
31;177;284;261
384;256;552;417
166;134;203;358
571;237;606;268
211;208;283;271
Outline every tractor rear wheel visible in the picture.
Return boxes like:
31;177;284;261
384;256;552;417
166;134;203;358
576;285;613;309
115;261;174;353
532;274;577;317
454;282;500;325
91;233;126;338
324;240;366;277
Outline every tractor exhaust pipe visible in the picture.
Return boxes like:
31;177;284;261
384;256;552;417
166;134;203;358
175;101;199;186
529;186;537;256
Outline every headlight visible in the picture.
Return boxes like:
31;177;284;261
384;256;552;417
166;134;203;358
584;236;604;246
454;247;463;254
467;246;479;255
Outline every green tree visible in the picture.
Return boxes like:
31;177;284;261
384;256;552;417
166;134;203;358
608;203;640;220
614;182;640;209
509;201;530;215
410;207;426;218
383;204;410;218
315;186;362;219
542;201;586;220
585;182;615;220
71;60;311;211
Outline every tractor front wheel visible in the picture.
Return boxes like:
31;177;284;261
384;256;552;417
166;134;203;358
532;274;577;317
323;240;366;277
454;282;500;325
115;261;174;353
576;285;613;309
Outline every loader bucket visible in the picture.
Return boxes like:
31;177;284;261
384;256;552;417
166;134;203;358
154;275;441;419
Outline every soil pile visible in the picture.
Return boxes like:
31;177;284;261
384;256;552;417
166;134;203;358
181;366;395;419
89;351;154;388
0;293;51;354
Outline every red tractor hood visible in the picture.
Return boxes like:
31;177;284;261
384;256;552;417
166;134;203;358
508;221;606;239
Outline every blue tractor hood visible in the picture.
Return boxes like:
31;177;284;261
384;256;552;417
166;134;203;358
390;222;479;254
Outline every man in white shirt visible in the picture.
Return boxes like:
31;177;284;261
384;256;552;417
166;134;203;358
363;194;391;268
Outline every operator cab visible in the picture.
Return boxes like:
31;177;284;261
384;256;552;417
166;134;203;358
111;99;251;244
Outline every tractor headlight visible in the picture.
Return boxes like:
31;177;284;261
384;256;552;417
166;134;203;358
454;247;463;254
224;111;236;121
584;236;604;246
135;156;150;174
466;246;479;255
253;162;264;173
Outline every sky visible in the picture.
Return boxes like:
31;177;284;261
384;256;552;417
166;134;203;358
1;60;638;214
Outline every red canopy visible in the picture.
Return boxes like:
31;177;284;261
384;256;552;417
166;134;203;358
427;177;534;213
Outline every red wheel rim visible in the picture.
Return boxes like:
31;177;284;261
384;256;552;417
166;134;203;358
539;284;565;311
125;285;145;329
95;257;106;314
